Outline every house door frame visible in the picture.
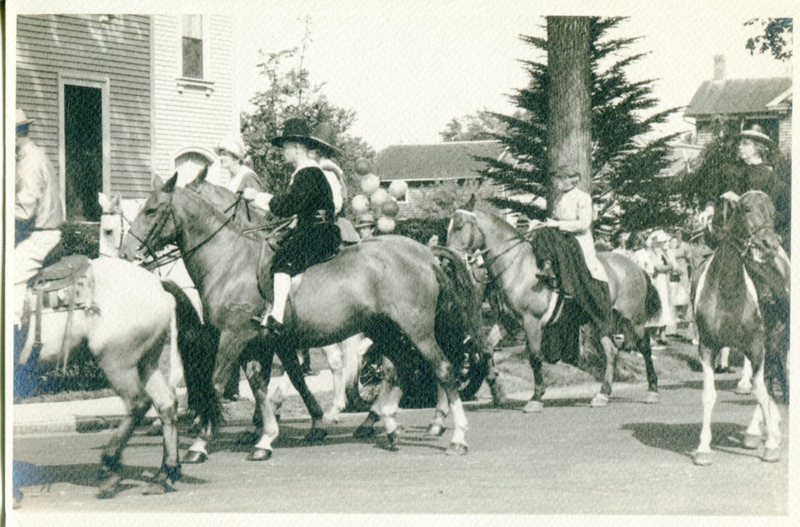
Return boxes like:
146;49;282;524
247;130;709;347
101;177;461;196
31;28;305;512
58;71;111;218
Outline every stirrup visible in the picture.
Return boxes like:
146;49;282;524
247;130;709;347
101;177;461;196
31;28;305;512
252;309;270;327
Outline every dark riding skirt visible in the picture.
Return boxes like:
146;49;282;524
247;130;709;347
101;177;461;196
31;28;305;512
531;227;614;337
272;221;340;276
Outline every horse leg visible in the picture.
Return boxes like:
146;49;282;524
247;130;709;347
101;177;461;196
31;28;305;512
742;405;764;449
522;316;545;413
375;373;404;451
353;356;393;440
268;372;291;423
275;343;327;442
97;368;150;499
591;334;619;408
693;343;717;466
635;324;660;404
750;356;782;462
426;384;449;437
243;358;279;461
141;366;180;494
484;324;508;406
185;332;246;463
736;357;753;395
322;343;346;423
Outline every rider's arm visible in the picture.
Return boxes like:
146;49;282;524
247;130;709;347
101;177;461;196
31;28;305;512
15;155;44;222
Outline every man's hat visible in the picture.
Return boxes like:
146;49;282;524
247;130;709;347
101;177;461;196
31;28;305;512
16;108;33;126
215;136;246;160
270;118;329;151
310;122;340;158
739;124;773;146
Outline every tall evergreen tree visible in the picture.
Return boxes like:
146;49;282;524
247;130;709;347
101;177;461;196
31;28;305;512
482;17;683;233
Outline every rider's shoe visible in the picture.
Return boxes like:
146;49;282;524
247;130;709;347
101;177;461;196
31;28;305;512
265;315;285;337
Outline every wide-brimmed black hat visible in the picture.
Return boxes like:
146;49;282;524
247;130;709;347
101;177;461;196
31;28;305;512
310;122;340;158
270;118;329;151
739;124;773;146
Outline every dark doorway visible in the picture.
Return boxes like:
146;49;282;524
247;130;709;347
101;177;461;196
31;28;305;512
65;85;103;221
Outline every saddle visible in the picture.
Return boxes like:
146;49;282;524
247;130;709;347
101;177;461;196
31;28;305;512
26;255;97;372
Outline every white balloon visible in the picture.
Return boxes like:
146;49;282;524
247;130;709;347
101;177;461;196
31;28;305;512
377;216;396;233
351;194;370;213
388;180;408;199
360;173;381;195
370;188;389;208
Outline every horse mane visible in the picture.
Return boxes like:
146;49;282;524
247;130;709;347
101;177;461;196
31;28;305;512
175;184;268;244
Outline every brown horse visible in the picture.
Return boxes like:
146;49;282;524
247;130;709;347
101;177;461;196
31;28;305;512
446;203;661;411
119;173;483;458
691;190;787;465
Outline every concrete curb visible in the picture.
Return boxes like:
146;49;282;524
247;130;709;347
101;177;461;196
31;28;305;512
13;373;654;437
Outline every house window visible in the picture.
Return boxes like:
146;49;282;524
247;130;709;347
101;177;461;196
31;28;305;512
181;15;204;79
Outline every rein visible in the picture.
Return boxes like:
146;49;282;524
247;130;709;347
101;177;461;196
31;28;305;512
449;211;528;283
134;191;247;271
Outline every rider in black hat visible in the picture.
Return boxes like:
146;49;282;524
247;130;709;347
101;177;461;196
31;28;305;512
243;118;341;334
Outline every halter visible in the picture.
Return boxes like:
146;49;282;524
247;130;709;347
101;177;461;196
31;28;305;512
100;208;133;257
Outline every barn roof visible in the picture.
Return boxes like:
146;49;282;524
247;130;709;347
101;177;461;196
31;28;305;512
684;77;792;117
375;140;505;181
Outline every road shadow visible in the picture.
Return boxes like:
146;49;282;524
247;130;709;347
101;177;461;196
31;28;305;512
659;379;741;392
13;459;207;491
621;421;764;460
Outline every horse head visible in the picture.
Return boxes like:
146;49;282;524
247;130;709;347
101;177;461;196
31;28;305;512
446;210;485;255
730;191;781;263
119;172;180;261
98;192;124;257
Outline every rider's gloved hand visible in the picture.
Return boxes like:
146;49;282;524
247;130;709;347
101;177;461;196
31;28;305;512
698;206;715;227
720;191;740;203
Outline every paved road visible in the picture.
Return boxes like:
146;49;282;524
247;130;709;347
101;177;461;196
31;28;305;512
12;373;789;516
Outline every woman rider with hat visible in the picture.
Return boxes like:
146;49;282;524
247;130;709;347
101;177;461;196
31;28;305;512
214;135;264;195
242;118;340;334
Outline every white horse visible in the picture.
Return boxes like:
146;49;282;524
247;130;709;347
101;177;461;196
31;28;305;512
16;256;181;498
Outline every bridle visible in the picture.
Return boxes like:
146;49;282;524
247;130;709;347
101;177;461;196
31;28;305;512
99;207;130;258
448;210;527;283
128;189;246;270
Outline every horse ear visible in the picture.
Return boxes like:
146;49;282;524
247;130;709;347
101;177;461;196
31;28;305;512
464;194;476;211
161;172;179;193
111;192;122;213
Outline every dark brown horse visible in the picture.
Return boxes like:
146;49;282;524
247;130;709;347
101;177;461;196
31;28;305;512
119;173;483;458
446;204;661;411
691;190;787;465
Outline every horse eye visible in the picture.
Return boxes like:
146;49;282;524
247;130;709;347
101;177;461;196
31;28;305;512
104;229;114;236
145;208;157;216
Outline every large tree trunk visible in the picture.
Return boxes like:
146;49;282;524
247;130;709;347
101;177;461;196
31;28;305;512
546;16;592;204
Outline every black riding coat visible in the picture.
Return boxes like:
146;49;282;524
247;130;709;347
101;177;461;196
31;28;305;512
270;166;340;275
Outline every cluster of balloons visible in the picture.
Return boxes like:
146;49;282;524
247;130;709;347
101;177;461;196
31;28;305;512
350;158;407;233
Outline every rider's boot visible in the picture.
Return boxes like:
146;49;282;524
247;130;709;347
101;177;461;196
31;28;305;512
255;272;290;336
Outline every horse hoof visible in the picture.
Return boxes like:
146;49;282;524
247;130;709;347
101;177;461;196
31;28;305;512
742;433;762;450
246;448;273;462
96;476;121;500
183;450;208;464
446;442;469;456
426;424;446;437
387;431;400;450
693;452;713;466
590;394;609;408
644;392;660;404
304;428;328;443
762;448;781;463
353;426;376;439
734;385;752;395
523;400;543;413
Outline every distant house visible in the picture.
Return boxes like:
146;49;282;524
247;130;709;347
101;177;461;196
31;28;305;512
16;14;235;221
374;140;505;217
684;56;791;153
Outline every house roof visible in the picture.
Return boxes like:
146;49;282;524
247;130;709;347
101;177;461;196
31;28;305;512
375;140;505;181
684;77;792;117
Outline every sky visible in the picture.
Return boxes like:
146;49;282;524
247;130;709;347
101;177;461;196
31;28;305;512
7;0;796;152
229;0;795;150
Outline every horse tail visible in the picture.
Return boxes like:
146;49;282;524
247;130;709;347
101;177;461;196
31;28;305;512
160;280;221;428
643;271;661;322
431;246;485;383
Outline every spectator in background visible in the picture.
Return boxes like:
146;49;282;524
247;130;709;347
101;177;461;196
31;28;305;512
648;231;677;344
667;233;691;337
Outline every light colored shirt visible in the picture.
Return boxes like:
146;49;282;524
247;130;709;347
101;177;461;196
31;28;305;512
552;186;607;282
318;160;344;215
15;137;64;229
